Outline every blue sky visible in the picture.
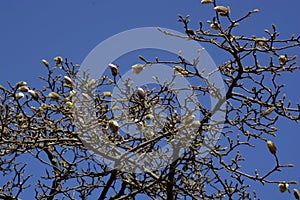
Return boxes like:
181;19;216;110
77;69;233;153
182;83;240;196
0;0;299;199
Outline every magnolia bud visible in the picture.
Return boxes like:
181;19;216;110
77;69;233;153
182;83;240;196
191;120;201;128
137;87;146;99
28;89;39;100
186;29;196;36
108;120;119;133
66;101;73;108
132;64;144;74
263;107;275;116
294;189;300;199
278;182;289;193
279;55;287;65
16;81;27;88
145;114;154;120
103;91;112;97
267;140;277;155
210;23;220;30
201;0;212;4
19;86;29;92
48;92;60;100
42;59;50;67
54;56;63;65
64;76;73;85
108;63;118;77
184;115;195;125
15;92;24;100
173;66;188;76
87;79;96;88
214;6;230;16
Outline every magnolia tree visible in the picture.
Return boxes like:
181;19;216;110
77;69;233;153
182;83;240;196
1;1;300;199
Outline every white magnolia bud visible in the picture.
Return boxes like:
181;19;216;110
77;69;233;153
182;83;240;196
263;107;275;116
267;140;277;155
64;76;73;85
108;63;118;77
54;56;63;65
184;115;195;125
201;0;212;4
210;23;220;30
103;91;112;97
108;120;119;133
279;55;287;65
278;182;289;193
132;64;144;74
294;188;300;199
28;89;39;100
16;81;27;88
214;6;230;16
48;92;60;100
137;88;146;98
66;101;73;108
15;92;24;100
42;59;50;67
19;86;29;92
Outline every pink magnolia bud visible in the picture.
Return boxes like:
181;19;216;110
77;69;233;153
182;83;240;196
64;76;73;85
137;87;146;99
108;63;118;77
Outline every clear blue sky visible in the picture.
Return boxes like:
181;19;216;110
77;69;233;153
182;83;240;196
0;0;299;199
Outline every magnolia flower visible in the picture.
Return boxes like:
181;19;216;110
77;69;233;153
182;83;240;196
137;87;146;99
132;64;144;74
42;59;50;67
278;183;289;193
201;0;212;4
214;6;230;16
48;92;60;100
108;120;119;133
28;89;39;100
267;140;277;155
108;63;118;77
19;86;29;92
64;76;73;85
15;92;24;100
